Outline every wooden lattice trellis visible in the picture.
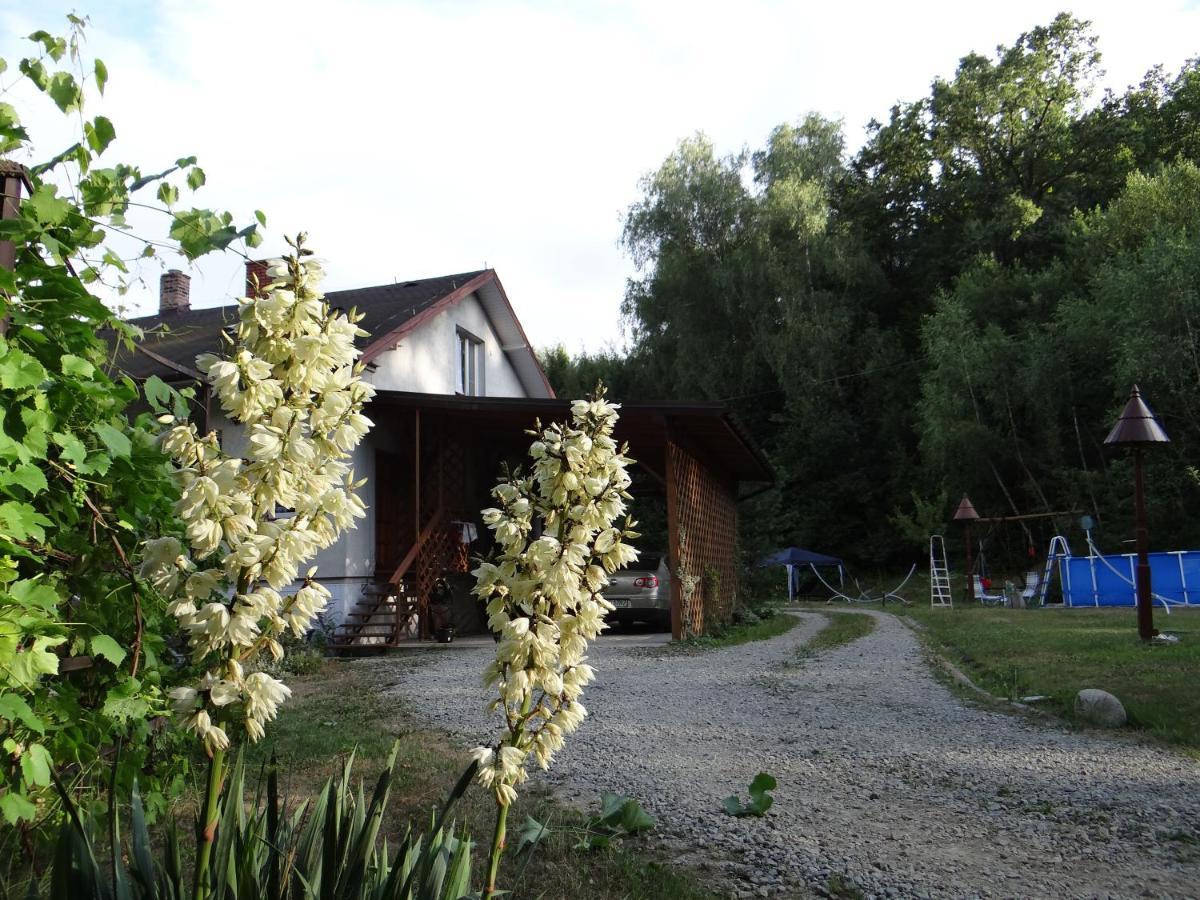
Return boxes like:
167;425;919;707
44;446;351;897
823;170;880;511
665;439;739;638
412;424;470;637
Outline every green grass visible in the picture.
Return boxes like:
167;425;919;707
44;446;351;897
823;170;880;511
902;604;1200;750
796;611;876;658
235;660;720;900
669;609;800;652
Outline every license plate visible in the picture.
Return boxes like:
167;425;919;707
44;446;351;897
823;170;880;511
610;599;632;609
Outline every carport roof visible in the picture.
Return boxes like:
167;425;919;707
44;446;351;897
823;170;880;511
369;391;773;486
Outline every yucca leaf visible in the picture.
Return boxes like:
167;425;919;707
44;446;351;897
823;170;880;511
50;820;74;900
233;817;263;900
129;780;156;895
267;752;280;900
161;819;184;900
106;743;132;900
320;773;341;900
112;851;133;900
417;829;448;900
442;833;472;900
72;821;109;900
48;767;108;900
220;843;236;900
396;760;476;900
339;743;398;899
379;828;415;900
293;781;330;896
212;752;247;900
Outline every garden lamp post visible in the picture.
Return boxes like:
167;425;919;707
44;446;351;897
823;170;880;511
1104;385;1169;641
954;495;980;603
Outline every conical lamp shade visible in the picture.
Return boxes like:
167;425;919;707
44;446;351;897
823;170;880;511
953;495;980;521
1104;385;1169;446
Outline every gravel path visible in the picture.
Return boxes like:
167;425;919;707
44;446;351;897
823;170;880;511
368;611;1200;899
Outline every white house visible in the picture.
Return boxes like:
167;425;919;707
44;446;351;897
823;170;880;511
116;264;771;646
118;264;554;625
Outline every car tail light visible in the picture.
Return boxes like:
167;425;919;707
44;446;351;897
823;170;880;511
634;575;658;588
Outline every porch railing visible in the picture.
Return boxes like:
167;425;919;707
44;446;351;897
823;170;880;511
387;502;446;641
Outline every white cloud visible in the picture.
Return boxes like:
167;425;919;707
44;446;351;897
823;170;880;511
2;0;1197;351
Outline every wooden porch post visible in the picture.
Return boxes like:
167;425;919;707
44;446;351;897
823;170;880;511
665;438;682;641
414;407;423;638
414;408;421;536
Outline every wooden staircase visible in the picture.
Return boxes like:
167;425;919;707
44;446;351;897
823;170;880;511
328;582;418;655
329;504;447;655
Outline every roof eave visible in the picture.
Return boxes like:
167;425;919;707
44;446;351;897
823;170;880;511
358;270;495;364
475;272;555;399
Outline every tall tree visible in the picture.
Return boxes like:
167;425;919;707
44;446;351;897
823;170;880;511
557;15;1200;570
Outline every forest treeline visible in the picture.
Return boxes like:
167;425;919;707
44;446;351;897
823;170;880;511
541;14;1200;569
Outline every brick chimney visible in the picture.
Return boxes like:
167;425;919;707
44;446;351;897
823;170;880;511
0;161;28;273
159;269;191;313
245;260;270;298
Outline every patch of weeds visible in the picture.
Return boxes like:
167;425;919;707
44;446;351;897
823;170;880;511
791;612;875;664
722;773;776;817
574;793;656;850
997;664;1026;701
514;814;553;854
826;873;866;899
281;646;326;675
1161;827;1199;845
1023;800;1055;816
666;610;800;654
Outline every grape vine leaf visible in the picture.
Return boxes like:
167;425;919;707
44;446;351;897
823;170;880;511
90;634;126;666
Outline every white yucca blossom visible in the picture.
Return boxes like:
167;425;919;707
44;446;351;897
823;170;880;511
146;234;373;754
470;390;637;806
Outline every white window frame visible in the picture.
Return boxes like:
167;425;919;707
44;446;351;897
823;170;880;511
456;327;484;396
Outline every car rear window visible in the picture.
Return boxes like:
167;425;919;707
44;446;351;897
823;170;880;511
639;555;661;570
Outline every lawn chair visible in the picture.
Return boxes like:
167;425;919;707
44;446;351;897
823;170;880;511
1020;570;1041;607
972;575;1007;606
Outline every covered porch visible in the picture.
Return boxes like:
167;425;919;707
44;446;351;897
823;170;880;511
331;392;771;651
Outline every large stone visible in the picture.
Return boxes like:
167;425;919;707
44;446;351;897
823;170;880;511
1074;689;1127;728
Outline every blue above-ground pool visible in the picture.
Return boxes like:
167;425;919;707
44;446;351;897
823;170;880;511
1055;547;1200;607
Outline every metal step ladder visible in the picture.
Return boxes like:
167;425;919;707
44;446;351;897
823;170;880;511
930;535;953;608
1038;535;1071;606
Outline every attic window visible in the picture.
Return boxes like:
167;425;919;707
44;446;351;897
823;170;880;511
456;328;483;396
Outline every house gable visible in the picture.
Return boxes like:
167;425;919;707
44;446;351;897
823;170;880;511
111;267;553;399
359;270;552;399
366;291;525;396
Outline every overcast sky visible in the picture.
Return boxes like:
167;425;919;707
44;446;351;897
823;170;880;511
2;1;1199;353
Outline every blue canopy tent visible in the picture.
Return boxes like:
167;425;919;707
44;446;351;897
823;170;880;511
758;547;845;600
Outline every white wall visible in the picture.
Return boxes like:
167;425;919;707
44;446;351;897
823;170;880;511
207;409;375;621
203;292;529;622
366;293;526;397
306;438;376;619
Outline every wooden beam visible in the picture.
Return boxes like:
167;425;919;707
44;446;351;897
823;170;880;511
975;510;1079;523
414;407;421;538
665;439;682;641
636;459;667;490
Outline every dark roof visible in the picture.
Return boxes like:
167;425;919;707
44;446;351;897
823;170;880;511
757;547;842;568
1104;385;1170;446
368;391;774;486
111;270;488;381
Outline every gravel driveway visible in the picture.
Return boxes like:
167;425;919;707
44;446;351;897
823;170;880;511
368;611;1200;899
